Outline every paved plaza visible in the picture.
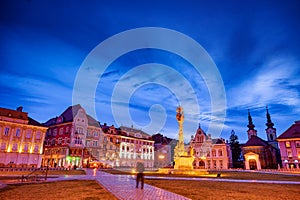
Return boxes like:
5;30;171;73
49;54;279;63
84;169;191;200
1;169;300;199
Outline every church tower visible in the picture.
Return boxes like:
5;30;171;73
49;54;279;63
265;106;278;149
247;109;257;139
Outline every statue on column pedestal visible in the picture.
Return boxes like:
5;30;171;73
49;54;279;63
173;106;194;170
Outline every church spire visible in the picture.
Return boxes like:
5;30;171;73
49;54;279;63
265;106;274;128
247;109;255;130
247;109;257;139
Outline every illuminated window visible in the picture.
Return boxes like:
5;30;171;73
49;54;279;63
1;143;6;150
36;131;41;139
93;140;98;147
218;150;223;157
47;129;52;137
76;127;83;134
199;136;203;143
287;151;292;158
26;130;31;138
213;160;217;169
58;138;62;145
285;141;291;148
23;144;29;152
4;127;9;136
53;129;57;136
34;145;39;152
12;143;18;151
207;160;211;168
86;140;91;147
15;129;21;137
220;160;223;169
212;150;216;157
75;137;82;144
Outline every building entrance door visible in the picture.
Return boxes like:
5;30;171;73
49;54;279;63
249;159;257;170
199;160;205;169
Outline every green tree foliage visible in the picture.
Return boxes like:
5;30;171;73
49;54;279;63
229;130;242;168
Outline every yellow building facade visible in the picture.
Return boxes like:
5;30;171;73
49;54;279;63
0;107;47;168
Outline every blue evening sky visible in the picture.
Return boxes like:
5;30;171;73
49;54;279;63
0;0;299;143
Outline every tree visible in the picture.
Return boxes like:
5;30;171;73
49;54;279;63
229;130;242;168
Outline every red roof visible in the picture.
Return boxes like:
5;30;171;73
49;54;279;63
277;120;300;140
43;104;99;127
243;135;268;147
0;107;45;127
0;107;28;120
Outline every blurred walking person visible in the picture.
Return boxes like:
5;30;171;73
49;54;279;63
136;162;145;189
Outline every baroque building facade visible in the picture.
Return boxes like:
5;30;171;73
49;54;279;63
101;125;155;168
190;124;232;170
0;106;47;168
277;120;300;169
42;105;102;168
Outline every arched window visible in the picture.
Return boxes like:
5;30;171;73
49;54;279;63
198;136;203;143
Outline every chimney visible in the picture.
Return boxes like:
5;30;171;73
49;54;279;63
16;106;23;112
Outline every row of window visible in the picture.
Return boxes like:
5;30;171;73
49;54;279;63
44;148;67;155
47;126;72;137
47;126;101;138
121;145;153;153
119;152;154;159
86;140;98;147
285;141;300;148
86;129;100;137
44;137;71;146
0;142;39;152
105;136;153;146
1;127;41;139
194;160;224;169
195;149;224;157
286;150;300;158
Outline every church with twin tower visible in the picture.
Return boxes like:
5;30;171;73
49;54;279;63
242;107;281;170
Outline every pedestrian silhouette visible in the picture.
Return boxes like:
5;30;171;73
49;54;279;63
136;162;145;189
